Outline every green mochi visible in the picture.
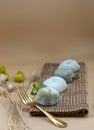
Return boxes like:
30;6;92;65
54;68;73;82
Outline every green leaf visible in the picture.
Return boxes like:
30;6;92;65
31;87;37;95
72;73;79;79
38;83;47;90
31;83;46;95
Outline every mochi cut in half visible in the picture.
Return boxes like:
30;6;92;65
43;76;67;93
36;87;59;106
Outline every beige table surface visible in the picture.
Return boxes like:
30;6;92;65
0;43;94;130
0;0;94;130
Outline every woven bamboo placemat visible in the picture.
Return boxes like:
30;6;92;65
30;62;89;117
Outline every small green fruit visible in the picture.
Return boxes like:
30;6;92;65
0;65;6;74
14;71;25;83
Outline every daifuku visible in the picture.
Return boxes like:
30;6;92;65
58;59;80;72
36;87;59;106
43;76;67;93
54;68;73;82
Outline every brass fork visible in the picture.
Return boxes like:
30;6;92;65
17;88;67;128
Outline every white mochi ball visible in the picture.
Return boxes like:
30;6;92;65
36;87;59;106
0;74;7;83
58;59;80;72
54;68;73;82
43;76;67;93
7;82;14;90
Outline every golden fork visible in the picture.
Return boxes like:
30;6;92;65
17;88;67;128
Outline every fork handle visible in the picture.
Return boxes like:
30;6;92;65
35;105;67;128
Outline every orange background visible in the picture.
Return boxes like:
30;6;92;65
0;0;94;129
